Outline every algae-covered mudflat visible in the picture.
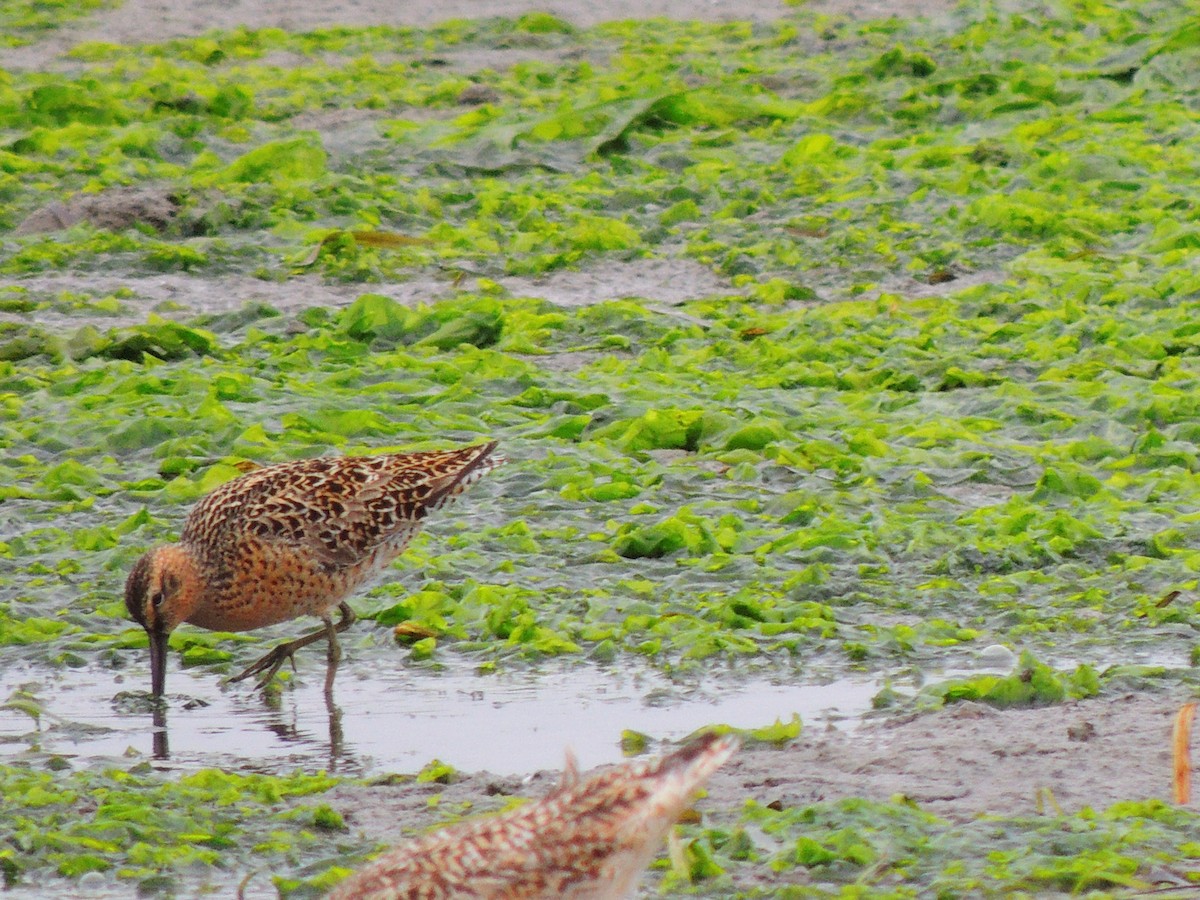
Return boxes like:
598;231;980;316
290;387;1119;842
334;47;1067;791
3;0;1200;896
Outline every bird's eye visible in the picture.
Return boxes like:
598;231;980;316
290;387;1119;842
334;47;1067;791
150;591;165;608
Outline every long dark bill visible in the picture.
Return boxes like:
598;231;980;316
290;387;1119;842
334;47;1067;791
149;627;168;699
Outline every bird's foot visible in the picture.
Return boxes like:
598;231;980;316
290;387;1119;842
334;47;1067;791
228;643;300;691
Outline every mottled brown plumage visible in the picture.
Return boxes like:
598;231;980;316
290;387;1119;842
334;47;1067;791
125;441;503;697
328;732;738;900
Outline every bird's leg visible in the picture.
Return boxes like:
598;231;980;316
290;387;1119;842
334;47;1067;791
324;614;341;699
228;602;357;691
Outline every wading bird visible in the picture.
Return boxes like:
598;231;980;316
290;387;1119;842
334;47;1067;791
328;731;738;900
124;441;503;698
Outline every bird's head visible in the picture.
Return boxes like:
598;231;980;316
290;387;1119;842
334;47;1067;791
124;545;201;699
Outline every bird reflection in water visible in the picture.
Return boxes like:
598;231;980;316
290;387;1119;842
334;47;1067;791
145;657;354;771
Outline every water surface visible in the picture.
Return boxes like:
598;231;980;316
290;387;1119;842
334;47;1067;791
0;660;879;775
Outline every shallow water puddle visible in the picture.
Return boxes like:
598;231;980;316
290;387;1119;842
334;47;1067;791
0;661;878;775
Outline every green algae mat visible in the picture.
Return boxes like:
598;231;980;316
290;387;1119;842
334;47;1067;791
4;0;1200;895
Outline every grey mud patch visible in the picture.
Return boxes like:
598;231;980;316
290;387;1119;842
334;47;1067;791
2;0;788;71
0;256;741;330
0;0;959;73
718;693;1182;822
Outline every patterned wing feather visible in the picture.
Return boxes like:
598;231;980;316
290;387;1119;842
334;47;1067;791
181;442;502;575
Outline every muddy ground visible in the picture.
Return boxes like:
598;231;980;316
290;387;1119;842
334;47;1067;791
3;0;1194;894
336;691;1187;827
0;0;951;71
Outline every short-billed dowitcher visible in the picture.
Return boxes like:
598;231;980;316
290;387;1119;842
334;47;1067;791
124;441;503;698
327;731;738;900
